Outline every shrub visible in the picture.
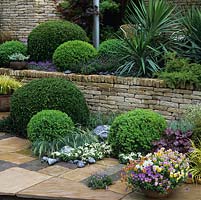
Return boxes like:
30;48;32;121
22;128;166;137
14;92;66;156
27;110;74;142
108;109;167;156
0;41;27;66
98;39;122;57
94;39;123;72
157;53;201;89
10;78;89;137
28;20;88;61
53;40;97;72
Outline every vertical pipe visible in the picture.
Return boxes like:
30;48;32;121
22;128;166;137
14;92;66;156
93;0;100;49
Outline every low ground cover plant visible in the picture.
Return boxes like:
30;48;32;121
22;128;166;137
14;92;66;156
55;142;112;163
153;120;193;154
32;128;99;157
87;174;113;189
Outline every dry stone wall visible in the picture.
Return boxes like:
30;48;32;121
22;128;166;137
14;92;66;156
1;68;200;120
1;0;201;40
0;0;59;40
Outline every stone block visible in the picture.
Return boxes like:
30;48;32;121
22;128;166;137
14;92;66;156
108;96;125;102
125;98;142;104
160;101;178;108
135;95;152;100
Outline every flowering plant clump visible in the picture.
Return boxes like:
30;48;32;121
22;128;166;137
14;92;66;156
122;148;189;194
87;174;113;190
119;152;142;164
54;142;112;162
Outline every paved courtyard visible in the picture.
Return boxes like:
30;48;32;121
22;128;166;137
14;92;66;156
0;114;201;200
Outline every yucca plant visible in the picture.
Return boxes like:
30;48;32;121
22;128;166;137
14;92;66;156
188;140;201;183
0;75;22;95
182;7;201;63
116;0;182;77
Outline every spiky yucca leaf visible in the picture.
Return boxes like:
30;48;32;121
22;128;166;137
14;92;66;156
116;0;181;77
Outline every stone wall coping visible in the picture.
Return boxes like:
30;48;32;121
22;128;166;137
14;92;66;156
0;68;196;90
0;68;167;87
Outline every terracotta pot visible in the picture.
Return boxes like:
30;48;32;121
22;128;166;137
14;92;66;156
0;94;11;112
142;189;173;199
10;61;28;70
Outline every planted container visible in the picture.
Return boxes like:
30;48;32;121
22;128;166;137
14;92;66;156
0;75;22;111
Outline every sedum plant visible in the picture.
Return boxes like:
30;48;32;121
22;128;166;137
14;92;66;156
0;75;22;95
116;0;181;77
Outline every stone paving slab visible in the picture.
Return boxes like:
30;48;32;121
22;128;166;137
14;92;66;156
17;177;124;200
60;164;106;182
96;158;120;166
0;133;13;140
0;167;51;196
0;153;36;164
0;137;30;153
108;181;132;195
0;160;17;172
38;165;72;177
19;159;49;171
